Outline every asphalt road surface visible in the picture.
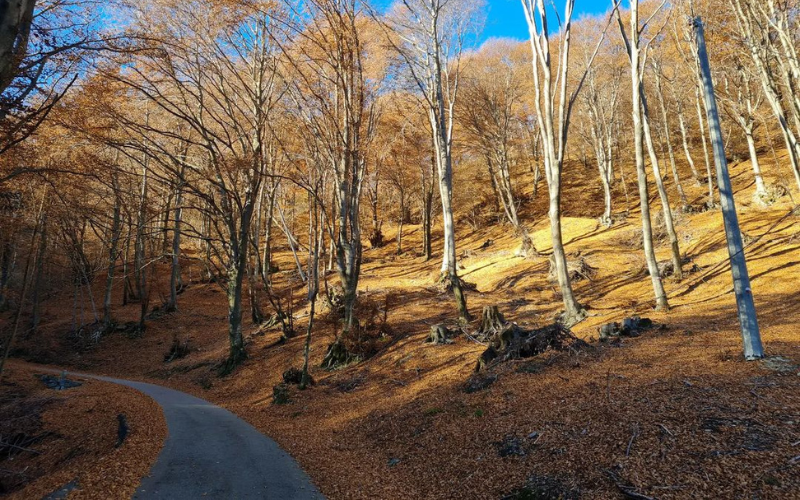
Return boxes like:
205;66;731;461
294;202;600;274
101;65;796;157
75;373;324;499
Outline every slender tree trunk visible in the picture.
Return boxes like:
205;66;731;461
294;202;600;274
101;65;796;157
695;87;715;206
0;238;15;311
162;189;173;256
396;217;403;255
422;188;432;260
122;215;132;305
694;16;763;360
167;176;184;312
625;1;669;310
744;130;767;196
434;127;469;321
486;156;503;215
600;165;613;224
654;68;688;209
104;178;122;325
134;160;148;301
301;194;321;389
30;215;46;334
0;193;45;380
677;109;701;181
262;185;277;284
641;90;683;280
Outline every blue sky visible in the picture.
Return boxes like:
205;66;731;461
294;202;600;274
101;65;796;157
373;0;615;42
483;0;614;41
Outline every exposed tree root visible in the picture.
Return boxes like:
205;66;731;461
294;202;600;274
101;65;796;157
321;338;357;370
475;314;589;372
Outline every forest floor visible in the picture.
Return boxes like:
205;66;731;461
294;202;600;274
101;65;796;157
5;151;800;499
0;361;166;498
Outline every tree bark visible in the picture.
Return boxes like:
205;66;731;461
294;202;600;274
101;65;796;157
0;0;36;95
694;87;716;206
167;174;184;312
653;65;688;209
620;0;669;310
103;172;122;326
641;85;683;280
29;214;46;334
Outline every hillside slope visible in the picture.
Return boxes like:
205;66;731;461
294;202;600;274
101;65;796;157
8;151;800;499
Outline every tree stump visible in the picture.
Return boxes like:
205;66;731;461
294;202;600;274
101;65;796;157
477;305;506;340
517;231;539;258
474;323;588;372
321;338;355;369
427;324;456;344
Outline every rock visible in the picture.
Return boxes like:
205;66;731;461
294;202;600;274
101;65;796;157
463;374;497;393
761;356;798;373
39;373;82;390
599;316;655;342
496;435;527;457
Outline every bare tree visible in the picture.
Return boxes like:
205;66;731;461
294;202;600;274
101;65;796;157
720;62;769;200
522;0;617;325
731;0;800;192
379;0;483;321
651;58;689;210
460;40;536;255
580;62;622;226
617;3;682;281
280;0;385;366
617;0;669;310
113;0;287;372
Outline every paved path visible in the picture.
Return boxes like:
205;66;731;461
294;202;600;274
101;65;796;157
69;372;324;499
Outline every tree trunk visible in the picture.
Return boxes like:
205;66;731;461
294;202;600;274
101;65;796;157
434;130;469;321
262;188;275;283
302;195;321;389
422;189;432;261
104;179;122;325
224;261;247;373
30;215;47;334
0;193;44;380
167;177;183;312
677;109;701;182
625;1;668;310
0;238;15;311
744;130;767;197
0;0;36;95
161;188;173;256
600;166;613;224
695;87;716;206
694;16;763;360
654;67;688;209
134;159;148;301
122;216;132;305
641;89;683;280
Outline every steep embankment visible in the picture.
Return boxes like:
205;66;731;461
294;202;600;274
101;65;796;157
8;150;800;498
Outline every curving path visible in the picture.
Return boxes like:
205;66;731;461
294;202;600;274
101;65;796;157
70;373;324;499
